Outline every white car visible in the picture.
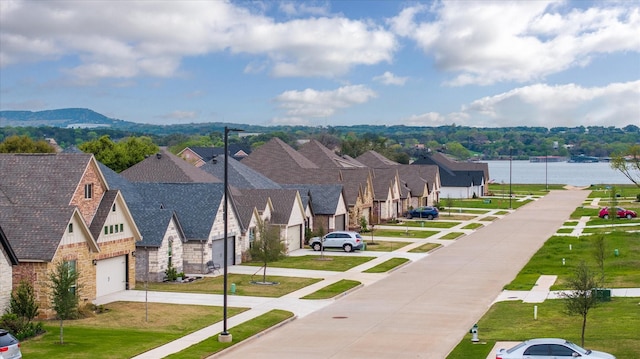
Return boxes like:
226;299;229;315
309;231;363;252
0;329;22;359
496;338;615;359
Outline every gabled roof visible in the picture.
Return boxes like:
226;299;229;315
236;189;302;225
356;150;400;167
181;145;251;162
369;168;399;201
121;148;221;183
200;156;281;189
396;164;439;197
0;153;104;206
298;140;365;168
132;182;225;240
413;151;489;185
241;138;319;178
282;184;343;215
0;153;104;261
0;225;18;265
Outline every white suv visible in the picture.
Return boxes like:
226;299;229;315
309;231;364;252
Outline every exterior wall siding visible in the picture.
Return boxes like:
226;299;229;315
0;249;12;314
71;161;106;225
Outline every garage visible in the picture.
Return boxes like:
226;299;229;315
286;224;302;251
96;255;127;297
212;236;235;268
335;214;346;231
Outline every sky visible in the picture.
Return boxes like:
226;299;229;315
1;0;639;128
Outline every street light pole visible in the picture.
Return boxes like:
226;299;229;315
509;148;513;209
219;126;243;343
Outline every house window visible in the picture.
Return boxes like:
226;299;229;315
249;228;255;248
112;204;116;212
104;226;108;235
120;224;124;232
114;225;119;233
167;239;173;268
65;260;77;295
68;223;73;233
84;183;93;199
109;225;113;234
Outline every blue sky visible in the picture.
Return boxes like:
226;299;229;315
1;0;638;128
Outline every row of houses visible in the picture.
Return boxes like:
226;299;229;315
0;138;487;318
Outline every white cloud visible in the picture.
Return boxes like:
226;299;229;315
460;80;640;127
272;85;377;125
278;2;330;17
389;1;640;86
373;71;408;85
0;1;397;80
157;110;198;120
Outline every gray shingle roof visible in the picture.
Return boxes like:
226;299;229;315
236;189;300;225
298;140;365;168
121;148;221;183
0;225;19;265
282;184;343;215
356;150;400;167
241;138;319;178
200;156;281;189
413;152;489;186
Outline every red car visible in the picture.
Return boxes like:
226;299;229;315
598;207;637;219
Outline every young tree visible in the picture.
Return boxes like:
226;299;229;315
592;235;606;285
610;144;640;188
48;261;80;344
249;221;286;284
445;195;455;216
561;261;599;347
8;281;39;326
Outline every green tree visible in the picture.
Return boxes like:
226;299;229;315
79;135;158;172
0;135;55;153
592;235;606;285
561;261;599;347
8;281;39;325
611;144;640;188
249;221;287;284
445;141;471;160
49;261;80;344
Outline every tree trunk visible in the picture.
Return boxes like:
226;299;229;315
262;262;267;283
581;314;587;347
59;319;64;344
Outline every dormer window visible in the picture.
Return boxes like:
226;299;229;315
112;204;116;212
84;183;93;199
68;223;73;233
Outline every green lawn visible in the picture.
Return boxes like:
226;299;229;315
21;302;247;359
462;223;483;230
408;242;443;252
363;258;410;273
167;310;294;359
438;232;464;240
141;275;321;297
504;231;640;290
301;279;362;299
452;198;532;209
244;255;375;271
447;298;640;359
388;220;460;228
363;240;412;251
488;183;565;195
370;229;438;238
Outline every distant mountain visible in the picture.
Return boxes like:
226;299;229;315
0;108;128;128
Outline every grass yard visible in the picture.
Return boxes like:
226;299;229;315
488;183;566;195
556;228;573;233
301;279;362;299
21;302;247;359
478;216;498;221
447;298;640;359
141;275;321;297
363;258;410;273
389;220;461;228
363;240;412;251
504;231;640;290
167;309;294;359
583;225;640;233
462;223;483;230
452;198;531;209
369;229;438;238
439;232;465;240
245;255;375;271
408;242;443;252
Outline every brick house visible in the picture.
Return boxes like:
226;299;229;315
0;153;141;318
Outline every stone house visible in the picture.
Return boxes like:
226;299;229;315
412;151;488;199
0;153;141;318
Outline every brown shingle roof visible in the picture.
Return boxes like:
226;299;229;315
241;138;318;180
298;140;365;168
121;148;221;183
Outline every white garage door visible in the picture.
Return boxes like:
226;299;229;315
96;255;127;297
212;236;235;267
286;225;302;251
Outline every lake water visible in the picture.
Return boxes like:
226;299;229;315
483;160;631;186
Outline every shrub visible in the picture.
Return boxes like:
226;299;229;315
165;264;179;281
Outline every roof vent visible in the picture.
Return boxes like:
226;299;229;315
156;153;162;159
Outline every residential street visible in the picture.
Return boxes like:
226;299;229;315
216;190;589;359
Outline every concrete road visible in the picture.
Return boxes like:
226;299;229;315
216;190;589;359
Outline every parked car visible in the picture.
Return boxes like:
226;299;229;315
598;206;637;219
309;231;363;252
496;338;615;359
406;206;439;220
0;329;22;359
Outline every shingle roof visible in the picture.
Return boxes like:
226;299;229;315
200;156;281;189
186;145;251;161
396;164;439;197
0;225;19;265
88;190;119;239
356;150;400;167
298;140;365;168
0;153;101;261
121;148;221;183
241;138;319;179
413;151;489;185
282;184;343;215
236;189;300;225
132;183;224;240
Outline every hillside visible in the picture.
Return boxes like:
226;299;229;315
0;108;126;128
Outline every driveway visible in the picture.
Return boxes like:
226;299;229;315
216;190;589;359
